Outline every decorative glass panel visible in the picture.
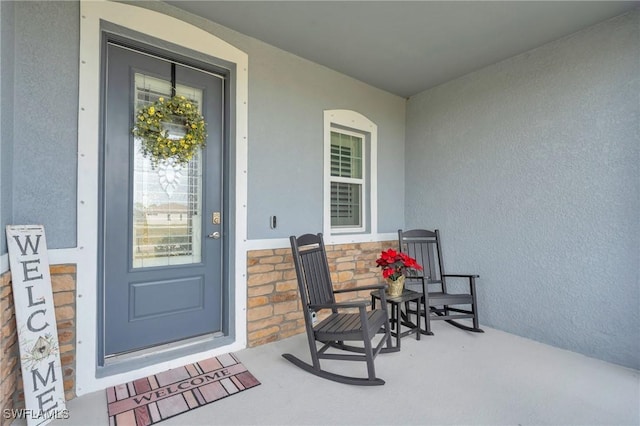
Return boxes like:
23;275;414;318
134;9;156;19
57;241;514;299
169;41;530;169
132;73;204;268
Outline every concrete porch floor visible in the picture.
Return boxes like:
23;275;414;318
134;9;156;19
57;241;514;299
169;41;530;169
47;322;638;426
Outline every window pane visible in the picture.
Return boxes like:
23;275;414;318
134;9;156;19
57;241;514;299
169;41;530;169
132;73;204;268
331;131;362;179
331;182;362;227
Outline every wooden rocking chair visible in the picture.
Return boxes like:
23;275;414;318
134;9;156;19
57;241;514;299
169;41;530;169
399;229;483;335
282;233;398;385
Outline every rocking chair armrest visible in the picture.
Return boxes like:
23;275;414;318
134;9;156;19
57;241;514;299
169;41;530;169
442;274;479;293
333;283;386;294
309;300;371;311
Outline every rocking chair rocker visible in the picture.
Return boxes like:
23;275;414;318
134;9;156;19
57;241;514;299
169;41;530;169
282;233;398;385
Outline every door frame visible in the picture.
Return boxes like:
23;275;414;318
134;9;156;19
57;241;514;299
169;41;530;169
78;0;248;395
99;37;228;359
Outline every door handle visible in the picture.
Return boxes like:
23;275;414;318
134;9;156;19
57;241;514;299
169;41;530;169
208;232;221;239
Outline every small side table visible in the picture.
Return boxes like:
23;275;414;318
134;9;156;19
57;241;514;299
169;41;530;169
371;289;422;349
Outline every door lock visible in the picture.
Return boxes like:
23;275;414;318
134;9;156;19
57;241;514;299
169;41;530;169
208;232;221;239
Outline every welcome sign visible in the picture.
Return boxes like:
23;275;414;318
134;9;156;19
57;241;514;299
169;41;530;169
6;225;66;426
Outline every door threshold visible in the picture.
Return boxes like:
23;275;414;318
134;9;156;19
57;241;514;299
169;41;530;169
98;332;233;378
106;332;223;364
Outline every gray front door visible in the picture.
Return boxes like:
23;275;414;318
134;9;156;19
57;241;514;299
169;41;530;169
102;41;225;356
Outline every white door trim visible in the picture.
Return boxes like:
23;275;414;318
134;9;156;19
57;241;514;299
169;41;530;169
77;0;248;395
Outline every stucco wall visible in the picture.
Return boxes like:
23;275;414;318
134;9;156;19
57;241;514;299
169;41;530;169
405;10;639;369
134;1;407;240
0;1;15;255
11;1;79;248
4;1;405;250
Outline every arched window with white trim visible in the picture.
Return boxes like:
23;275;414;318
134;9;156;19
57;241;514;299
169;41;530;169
323;110;378;236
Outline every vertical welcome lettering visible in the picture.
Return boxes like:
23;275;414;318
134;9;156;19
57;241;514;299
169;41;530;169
6;226;66;426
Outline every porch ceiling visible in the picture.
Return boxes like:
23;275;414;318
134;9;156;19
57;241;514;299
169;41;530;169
165;1;637;98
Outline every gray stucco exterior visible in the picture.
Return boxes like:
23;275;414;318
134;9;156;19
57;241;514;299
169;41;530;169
11;1;79;249
0;1;637;371
0;0;14;255
136;0;407;240
406;10;639;369
0;0;406;247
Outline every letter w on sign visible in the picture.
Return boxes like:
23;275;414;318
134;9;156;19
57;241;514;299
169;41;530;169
6;225;66;426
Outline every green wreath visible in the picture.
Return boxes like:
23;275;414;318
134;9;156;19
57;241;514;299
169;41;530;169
132;95;207;168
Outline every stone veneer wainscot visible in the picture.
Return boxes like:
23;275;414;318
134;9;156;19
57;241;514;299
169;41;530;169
246;240;395;347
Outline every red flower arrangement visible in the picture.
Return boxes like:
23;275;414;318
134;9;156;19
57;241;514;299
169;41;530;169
375;249;423;281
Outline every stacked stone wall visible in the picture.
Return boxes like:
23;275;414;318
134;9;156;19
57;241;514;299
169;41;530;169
246;241;394;347
0;271;17;426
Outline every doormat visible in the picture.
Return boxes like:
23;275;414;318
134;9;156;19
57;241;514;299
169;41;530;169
106;353;260;426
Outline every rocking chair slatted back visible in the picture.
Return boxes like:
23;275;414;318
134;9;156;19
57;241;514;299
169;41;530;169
399;229;446;293
292;234;336;308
